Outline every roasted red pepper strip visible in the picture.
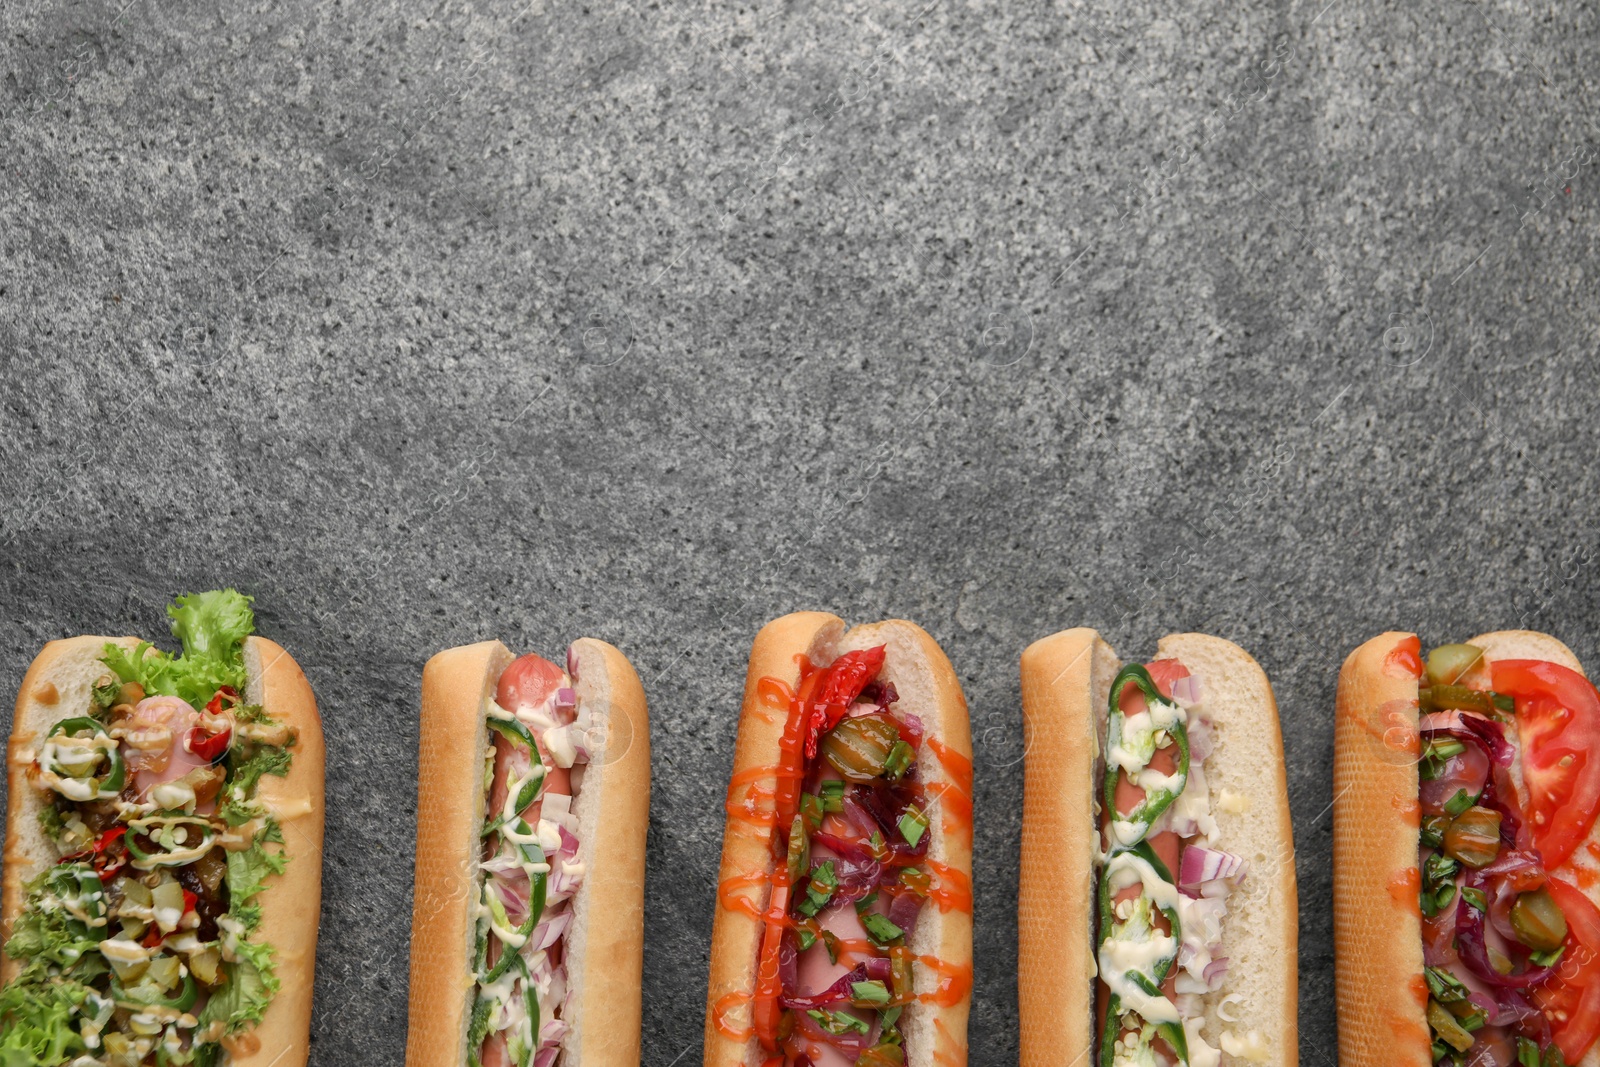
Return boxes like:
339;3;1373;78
204;686;239;715
185;725;231;763
803;645;887;759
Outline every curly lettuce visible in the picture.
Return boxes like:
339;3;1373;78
101;589;255;708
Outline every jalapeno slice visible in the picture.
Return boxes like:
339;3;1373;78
1103;664;1191;844
39;717;125;802
486;717;546;817
480;821;548;985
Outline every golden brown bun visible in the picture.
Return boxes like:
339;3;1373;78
563;637;651;1067
1017;628;1114;1067
1018;630;1296;1067
405;638;651;1067
234;636;325;1067
406;640;513;1066
704;613;972;1067
2;634;325;1067
1334;632;1432;1067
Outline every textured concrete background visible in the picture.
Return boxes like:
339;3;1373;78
2;0;1598;1062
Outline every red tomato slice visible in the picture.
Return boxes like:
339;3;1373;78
1144;658;1191;699
1493;660;1600;869
1533;876;1600;1062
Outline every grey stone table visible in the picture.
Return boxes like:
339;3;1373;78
3;0;1598;1062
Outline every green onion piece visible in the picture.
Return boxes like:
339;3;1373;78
862;913;904;946
868;831;889;861
800;792;825;831
1420;814;1450;849
851;980;891;1006
786;815;810;883
796;861;838;918
806;1009;870;1037
821;929;841;965
1459;886;1488;913
855;891;879;914
1546;1043;1569;1067
820;780;845;812
1444;789;1477;817
1530;944;1566;968
1517;1037;1541;1067
898;807;929;848
900;868;931;896
1425;966;1471;1003
796;926;817;953
880;1006;903;1029
883;741;915;781
1493;692;1514;713
1427;739;1466;760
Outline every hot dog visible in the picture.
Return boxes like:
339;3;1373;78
1018;629;1296;1067
0;590;324;1067
405;638;650;1067
704;613;973;1067
1335;631;1600;1067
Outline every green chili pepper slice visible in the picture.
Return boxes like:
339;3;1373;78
1103;664;1191;846
1097;841;1186;1066
41;717;125;801
486;717;545;816
124;815;216;868
480;824;548;985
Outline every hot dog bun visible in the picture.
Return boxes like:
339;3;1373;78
406;637;651;1067
1018;629;1296;1067
1335;630;1599;1067
1;633;325;1067
704;612;973;1067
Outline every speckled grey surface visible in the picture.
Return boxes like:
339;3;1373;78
2;0;1598;1062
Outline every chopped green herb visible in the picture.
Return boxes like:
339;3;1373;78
820;780;845;812
1425;967;1470;1003
806;1008;870;1036
800;792;825;831
855;891;880;913
898;807;929;848
1458;887;1488;913
1444;789;1477;818
796;861;839;919
861;913;904;946
851;980;891;1006
1530;944;1566;968
821;929;841;965
883;741;915;781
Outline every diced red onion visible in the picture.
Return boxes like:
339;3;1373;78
1170;675;1202;706
538;1017;569;1050
781;958;893;1010
1179;848;1246;895
1202;957;1230;984
779;931;799;997
535;1047;560;1067
565;645;580;679
528;910;571;953
888;890;924;940
893;712;923;749
555;687;576;710
809;833;889;900
1186;718;1214;764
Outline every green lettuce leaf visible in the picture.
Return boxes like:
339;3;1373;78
5;867;103;970
100;589;255;709
226;836;289;934
168;589;254;665
228;746;292;799
196;958;278;1033
0;975;90;1066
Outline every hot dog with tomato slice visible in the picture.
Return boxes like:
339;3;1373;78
1018;630;1297;1067
1335;630;1600;1067
704;613;973;1067
405;638;650;1067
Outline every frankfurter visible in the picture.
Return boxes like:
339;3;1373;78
1335;631;1600;1067
0;589;324;1067
1018;629;1297;1067
405;638;650;1067
704;612;973;1067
